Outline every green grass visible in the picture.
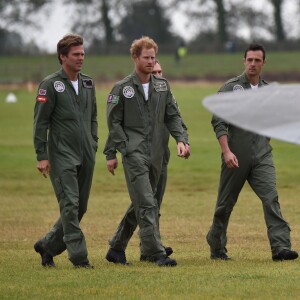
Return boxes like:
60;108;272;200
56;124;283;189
1;84;300;299
1;51;300;83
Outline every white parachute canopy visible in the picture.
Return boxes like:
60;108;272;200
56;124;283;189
202;83;300;145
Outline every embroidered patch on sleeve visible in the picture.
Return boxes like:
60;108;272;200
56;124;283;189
38;89;47;95
108;94;119;104
36;95;47;103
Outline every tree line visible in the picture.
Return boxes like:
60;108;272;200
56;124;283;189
1;0;299;55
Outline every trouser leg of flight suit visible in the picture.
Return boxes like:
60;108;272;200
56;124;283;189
122;156;165;260
109;164;168;252
248;153;291;256
109;203;137;251
41;162;94;264
155;162;168;211
207;159;250;254
109;164;138;251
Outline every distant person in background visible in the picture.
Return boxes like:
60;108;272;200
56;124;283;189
104;36;189;266
206;43;298;261
33;34;98;269
104;59;190;264
175;39;187;64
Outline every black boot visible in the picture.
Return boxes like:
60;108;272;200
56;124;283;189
34;240;55;267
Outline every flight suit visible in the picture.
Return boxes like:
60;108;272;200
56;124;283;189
107;96;188;253
206;72;291;257
104;72;185;260
34;68;98;265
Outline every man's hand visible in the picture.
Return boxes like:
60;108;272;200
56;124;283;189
218;135;239;169
184;144;191;159
177;142;186;158
37;160;50;178
223;150;239;168
107;158;118;175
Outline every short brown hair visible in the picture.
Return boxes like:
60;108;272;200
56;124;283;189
244;43;266;61
130;36;158;58
57;34;83;64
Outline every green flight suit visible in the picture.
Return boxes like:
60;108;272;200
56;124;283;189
206;72;291;257
104;72;185;260
106;95;188;253
33;68;98;265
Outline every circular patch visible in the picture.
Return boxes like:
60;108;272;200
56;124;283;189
233;84;244;92
123;86;135;98
54;81;65;93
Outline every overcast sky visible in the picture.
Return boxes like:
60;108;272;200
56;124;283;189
17;0;299;53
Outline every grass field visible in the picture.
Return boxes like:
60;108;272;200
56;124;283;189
1;51;300;83
1;82;300;299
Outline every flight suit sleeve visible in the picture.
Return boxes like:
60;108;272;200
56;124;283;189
91;85;98;143
33;80;55;161
211;84;229;139
182;119;189;144
103;85;128;160
164;86;185;144
171;91;189;144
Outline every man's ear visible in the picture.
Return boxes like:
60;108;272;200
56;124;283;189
133;54;140;62
60;54;66;63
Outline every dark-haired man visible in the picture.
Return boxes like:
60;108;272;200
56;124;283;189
33;34;98;268
206;43;298;261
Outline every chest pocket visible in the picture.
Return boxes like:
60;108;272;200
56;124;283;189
123;96;144;127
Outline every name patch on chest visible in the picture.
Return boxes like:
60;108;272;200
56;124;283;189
154;81;168;92
83;79;93;88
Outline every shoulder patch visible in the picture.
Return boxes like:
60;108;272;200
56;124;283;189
38;89;47;95
108;94;119;104
54;81;65;93
154;81;168;92
36;95;47;103
82;79;93;88
123;86;135;98
233;84;244;92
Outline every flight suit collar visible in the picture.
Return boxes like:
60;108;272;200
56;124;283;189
132;72;153;101
58;68;83;82
240;72;264;88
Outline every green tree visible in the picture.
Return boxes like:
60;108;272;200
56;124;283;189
118;0;175;44
64;0;120;46
168;0;272;50
269;0;286;41
0;0;49;54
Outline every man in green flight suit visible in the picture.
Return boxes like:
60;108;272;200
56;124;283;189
103;37;188;266
33;34;98;268
104;60;190;264
206;43;298;261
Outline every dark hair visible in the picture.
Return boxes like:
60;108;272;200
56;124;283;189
57;34;83;64
244;43;266;61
